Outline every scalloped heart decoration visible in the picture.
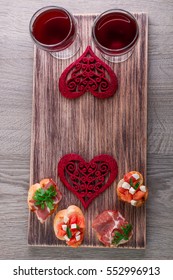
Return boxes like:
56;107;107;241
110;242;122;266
58;153;118;208
59;46;118;99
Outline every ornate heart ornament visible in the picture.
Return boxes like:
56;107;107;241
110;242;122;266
58;154;118;208
59;46;118;99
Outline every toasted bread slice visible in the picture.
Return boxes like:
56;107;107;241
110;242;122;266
54;205;85;247
28;178;62;223
117;171;148;207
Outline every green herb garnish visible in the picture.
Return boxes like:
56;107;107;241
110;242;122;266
129;177;140;190
33;185;57;210
121;224;133;239
76;224;80;230
129;178;134;187
66;226;72;238
112;231;123;245
133;182;140;190
112;224;133;245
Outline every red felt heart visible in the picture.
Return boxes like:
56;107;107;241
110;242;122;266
58;154;118;208
59;46;118;99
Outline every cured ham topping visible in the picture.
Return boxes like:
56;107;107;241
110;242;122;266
36;206;50;221
92;210;132;247
28;179;62;223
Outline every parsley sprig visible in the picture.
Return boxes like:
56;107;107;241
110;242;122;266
129;178;140;190
112;224;133;245
66;226;72;239
33;185;57;210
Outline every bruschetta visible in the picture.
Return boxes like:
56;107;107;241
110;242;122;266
54;205;85;248
92;210;133;247
117;171;148;207
28;178;62;223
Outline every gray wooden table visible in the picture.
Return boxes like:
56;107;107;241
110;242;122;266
0;0;173;260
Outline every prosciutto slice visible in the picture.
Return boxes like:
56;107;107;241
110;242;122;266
36;206;50;223
92;210;130;246
28;178;62;223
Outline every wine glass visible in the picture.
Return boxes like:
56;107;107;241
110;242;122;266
29;6;81;59
92;9;139;63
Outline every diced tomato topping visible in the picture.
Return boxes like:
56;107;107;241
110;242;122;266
120;190;133;203
58;229;67;237
70;228;78;235
67;237;78;246
58;214;85;246
118;187;127;194
57;223;66;237
67;232;84;246
133;190;145;200
57;222;63;231
77;216;85;229
124;172;139;185
69;214;77;224
69;214;85;229
124;172;132;183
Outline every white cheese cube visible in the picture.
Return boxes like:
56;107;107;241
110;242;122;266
129;187;136;195
64;216;69;224
76;231;80;236
131;200;137;206
122;182;131;190
75;235;80;241
71;223;77;229
132;173;140;180
62;224;67;231
64;235;70;241
140;185;147;192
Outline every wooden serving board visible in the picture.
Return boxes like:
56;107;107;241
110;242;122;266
28;13;148;248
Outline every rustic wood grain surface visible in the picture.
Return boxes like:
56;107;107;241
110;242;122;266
28;14;147;249
0;0;173;259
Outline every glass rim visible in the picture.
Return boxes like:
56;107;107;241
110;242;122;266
29;5;76;48
92;8;139;54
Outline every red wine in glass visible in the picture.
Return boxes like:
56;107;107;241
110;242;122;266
92;9;139;61
30;7;76;52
